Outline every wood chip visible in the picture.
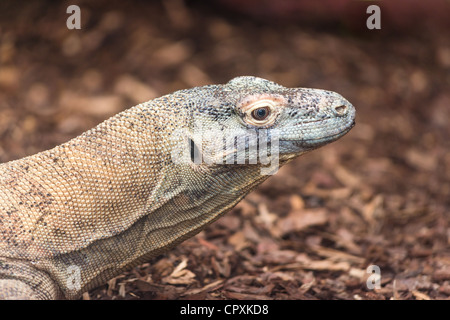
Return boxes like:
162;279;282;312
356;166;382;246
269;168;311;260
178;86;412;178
152;41;193;67
197;236;220;251
162;258;197;285
277;208;328;235
182;279;224;296
115;74;158;103
228;230;250;251
411;290;431;300
223;291;272;300
362;194;384;226
118;282;127;298
311;246;365;264
300;260;350;272
289;194;305;210
0;66;19;89
59;91;124;117
333;165;361;189
406;148;437;171
82;292;90;300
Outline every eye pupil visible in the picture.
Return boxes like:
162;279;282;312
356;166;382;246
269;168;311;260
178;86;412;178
252;107;270;120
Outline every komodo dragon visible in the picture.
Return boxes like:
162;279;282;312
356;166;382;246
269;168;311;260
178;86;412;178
0;76;355;299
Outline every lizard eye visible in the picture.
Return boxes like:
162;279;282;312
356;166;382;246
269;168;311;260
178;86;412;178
239;97;281;127
251;107;270;121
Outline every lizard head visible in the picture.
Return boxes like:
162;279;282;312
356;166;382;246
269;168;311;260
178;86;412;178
177;76;355;174
226;76;355;159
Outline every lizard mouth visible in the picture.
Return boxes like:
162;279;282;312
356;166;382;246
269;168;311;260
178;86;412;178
304;120;354;144
280;119;355;151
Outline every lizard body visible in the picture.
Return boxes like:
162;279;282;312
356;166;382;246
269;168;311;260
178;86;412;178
0;76;355;299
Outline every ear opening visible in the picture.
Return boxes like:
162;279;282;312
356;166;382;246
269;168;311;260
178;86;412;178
188;137;201;164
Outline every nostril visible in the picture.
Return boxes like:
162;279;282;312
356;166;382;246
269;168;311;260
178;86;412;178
333;104;347;116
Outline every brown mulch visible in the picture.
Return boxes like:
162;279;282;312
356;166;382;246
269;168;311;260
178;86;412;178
0;1;448;300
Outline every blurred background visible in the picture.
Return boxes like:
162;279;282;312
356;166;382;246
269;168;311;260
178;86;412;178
0;0;448;300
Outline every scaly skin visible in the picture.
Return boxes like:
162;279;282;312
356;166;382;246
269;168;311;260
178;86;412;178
0;76;355;299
